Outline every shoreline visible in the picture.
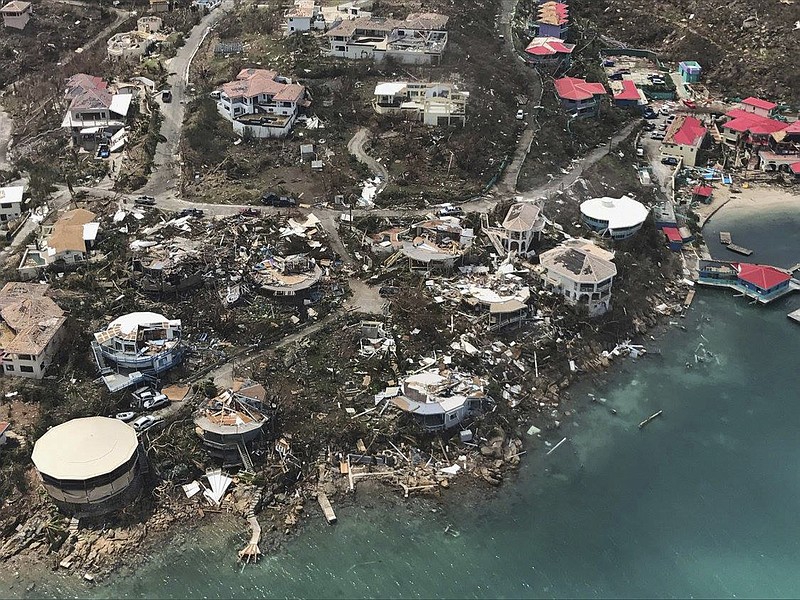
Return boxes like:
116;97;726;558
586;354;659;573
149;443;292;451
696;184;799;228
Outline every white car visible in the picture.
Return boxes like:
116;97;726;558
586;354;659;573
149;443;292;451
114;411;136;422
131;415;163;433
143;394;169;411
515;109;525;120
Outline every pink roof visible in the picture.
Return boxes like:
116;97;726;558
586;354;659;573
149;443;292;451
723;113;787;136
741;97;777;111
783;121;800;134
692;185;712;197
524;37;574;56
537;1;569;25
554;77;606;101
737;263;790;289
613;80;640;101
0;421;8;435
65;74;107;99
273;83;305;103
662;227;682;242
665;115;706;146
221;68;281;99
791;162;800;175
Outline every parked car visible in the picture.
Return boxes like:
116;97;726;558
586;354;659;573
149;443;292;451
161;89;172;103
643;110;658;120
643;121;657;131
658;123;668;131
135;195;156;206
437;205;464;217
515;109;524;120
379;285;401;298
261;192;296;207
660;107;671;116
114;411;136;422
661;156;679;166
131;415;163;433
636;147;644;157
143;394;170;411
179;208;205;218
239;207;261;217
682;99;697;109
97;144;110;159
651;133;665;140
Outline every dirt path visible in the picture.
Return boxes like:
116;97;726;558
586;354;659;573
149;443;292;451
0;108;11;170
347;127;389;191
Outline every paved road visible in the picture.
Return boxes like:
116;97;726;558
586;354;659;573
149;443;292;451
140;1;232;197
0;109;11;171
346;127;389;192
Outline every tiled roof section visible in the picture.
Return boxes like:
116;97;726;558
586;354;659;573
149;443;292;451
0;282;66;356
219;68;305;104
502;202;542;232
1;1;31;12
65;74;107;99
69;87;114;111
741;97;777;111
664;115;706;146
524;36;575;56
554;77;606;101
47;208;96;254
287;0;315;18
273;83;305;103
537;1;568;26
404;12;449;30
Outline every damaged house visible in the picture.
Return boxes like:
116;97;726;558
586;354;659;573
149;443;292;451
216;68;310;139
251;254;323;297
372;81;468;126
399;217;473;272
131;237;209;295
325;12;448;65
482;200;545;257
18;208;99;279
386;369;492;432
194;379;270;466
0;283;67;379
92;312;183;391
107;16;166;60
538;240;617;316
61;74;133;150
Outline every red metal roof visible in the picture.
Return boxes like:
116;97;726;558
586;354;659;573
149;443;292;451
737;263;791;290
741;97;777;111
783;121;800;134
692;185;713;197
554;77;606;101
723;112;787;135
613;80;640;101
662;227;682;242
0;421;8;435
791;162;800;175
665;115;706;146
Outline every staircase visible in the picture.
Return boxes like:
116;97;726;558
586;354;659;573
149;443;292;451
480;213;507;256
237;442;255;473
68;517;81;535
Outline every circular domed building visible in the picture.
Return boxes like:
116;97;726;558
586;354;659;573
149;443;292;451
580;195;649;240
32;417;145;515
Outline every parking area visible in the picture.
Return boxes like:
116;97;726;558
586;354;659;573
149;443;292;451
635;101;684;188
602;54;668;97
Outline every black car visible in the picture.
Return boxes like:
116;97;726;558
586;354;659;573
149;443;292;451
642;110;658;120
161;90;172;103
179;208;205;218
661;156;679;166
135;195;156;206
261;192;296;207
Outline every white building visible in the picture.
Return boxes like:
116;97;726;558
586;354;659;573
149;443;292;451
580;195;648;240
482;201;546;257
18;208;99;279
216;68;309;139
285;0;325;33
92;312;183;386
0;185;24;225
61;74;133;149
539;240;617;316
1;0;31;30
325;12;448;65
373;81;467;126
107;17;164;61
659;115;707;167
0;283;67;379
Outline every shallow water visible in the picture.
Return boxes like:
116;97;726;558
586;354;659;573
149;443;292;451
3;208;800;599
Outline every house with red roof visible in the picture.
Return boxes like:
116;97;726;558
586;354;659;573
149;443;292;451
216;68;310;138
721;108;788;149
612;80;640;107
697;260;797;304
739;97;777;119
60;74;132;151
692;185;713;204
553;77;606;118
662;227;683;252
659;115;707;167
523;36;575;70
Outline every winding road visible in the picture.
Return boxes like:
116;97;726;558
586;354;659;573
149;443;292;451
346;127;389;192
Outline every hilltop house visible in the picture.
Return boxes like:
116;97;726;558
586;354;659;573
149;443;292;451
325;12;448;65
739;97;777;119
0;185;24;225
612;80;641;107
216;68;309;138
1;0;30;29
659;115;707;167
61;74;132;150
523;36;574;70
0;283;67;379
534;1;568;38
482;201;545;257
538;240;617;316
284;0;325;33
18;208;99;279
372;81;467;126
580;195;648;240
554;77;606;118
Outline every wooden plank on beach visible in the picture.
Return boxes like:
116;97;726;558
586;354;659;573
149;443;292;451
727;243;752;256
317;492;337;524
719;231;731;245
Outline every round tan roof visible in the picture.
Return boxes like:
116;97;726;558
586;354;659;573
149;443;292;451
32;417;138;481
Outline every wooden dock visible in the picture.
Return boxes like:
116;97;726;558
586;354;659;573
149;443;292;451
719;231;731;245
788;263;800;274
788;308;800;325
727;243;753;256
317;492;337;524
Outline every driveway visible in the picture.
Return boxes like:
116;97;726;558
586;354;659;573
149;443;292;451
347;127;388;192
